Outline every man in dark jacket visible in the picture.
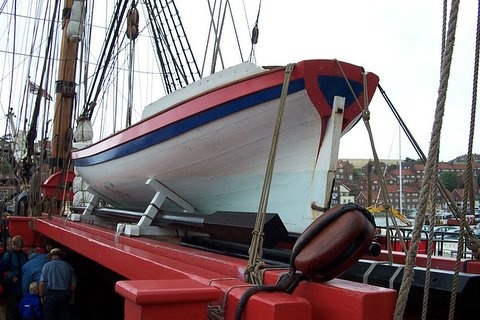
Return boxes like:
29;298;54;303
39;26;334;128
0;235;28;320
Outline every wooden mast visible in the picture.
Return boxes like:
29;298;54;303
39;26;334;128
51;0;78;173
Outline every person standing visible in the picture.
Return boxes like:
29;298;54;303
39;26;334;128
21;247;49;297
0;235;28;320
18;281;43;320
38;248;76;320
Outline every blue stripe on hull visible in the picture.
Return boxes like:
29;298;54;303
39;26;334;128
318;75;364;107
74;76;363;167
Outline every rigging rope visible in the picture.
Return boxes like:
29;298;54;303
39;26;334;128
226;1;245;63
7;0;17;135
441;0;448;69
141;0;200;93
210;0;229;73
244;63;295;285
448;2;480;319
464;0;480;238
26;0;60;175
336;61;408;259
204;0;247;74
378;85;480;255
393;0;460;319
248;0;262;63
81;0;130;120
363;72;409;256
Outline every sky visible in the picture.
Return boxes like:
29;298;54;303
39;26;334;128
0;1;478;163
177;0;480;162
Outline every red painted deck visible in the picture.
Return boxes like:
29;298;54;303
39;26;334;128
9;215;397;320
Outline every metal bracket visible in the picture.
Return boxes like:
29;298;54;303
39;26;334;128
119;178;194;237
78;178;194;237
79;186;101;221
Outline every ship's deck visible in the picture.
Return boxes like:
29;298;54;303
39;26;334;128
7;213;480;320
5;215;398;320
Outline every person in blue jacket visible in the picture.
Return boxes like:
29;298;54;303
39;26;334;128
0;235;29;320
19;281;43;320
21;247;49;297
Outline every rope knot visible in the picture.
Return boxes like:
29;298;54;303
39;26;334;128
362;109;370;120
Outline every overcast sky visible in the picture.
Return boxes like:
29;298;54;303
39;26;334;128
177;0;479;162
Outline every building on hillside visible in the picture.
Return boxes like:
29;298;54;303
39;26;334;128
331;181;355;206
390;167;420;186
355;184;420;213
410;162;480;188
451;188;480;211
338;158;480;212
335;160;355;182
360;161;388;176
358;174;396;193
355;190;373;208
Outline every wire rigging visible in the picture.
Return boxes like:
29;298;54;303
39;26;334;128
25;0;60;182
80;0;130;121
249;0;262;63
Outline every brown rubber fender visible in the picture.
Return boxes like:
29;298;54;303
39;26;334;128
293;203;376;282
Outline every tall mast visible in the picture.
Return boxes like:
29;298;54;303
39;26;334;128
51;0;80;172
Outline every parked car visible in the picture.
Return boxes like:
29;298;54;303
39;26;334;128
472;228;480;239
433;226;459;239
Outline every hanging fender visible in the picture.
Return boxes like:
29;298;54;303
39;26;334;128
126;7;139;40
292;203;376;282
67;0;85;43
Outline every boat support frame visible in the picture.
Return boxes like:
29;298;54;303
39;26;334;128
77;178;195;237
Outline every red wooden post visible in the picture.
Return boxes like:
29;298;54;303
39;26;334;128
115;279;220;320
